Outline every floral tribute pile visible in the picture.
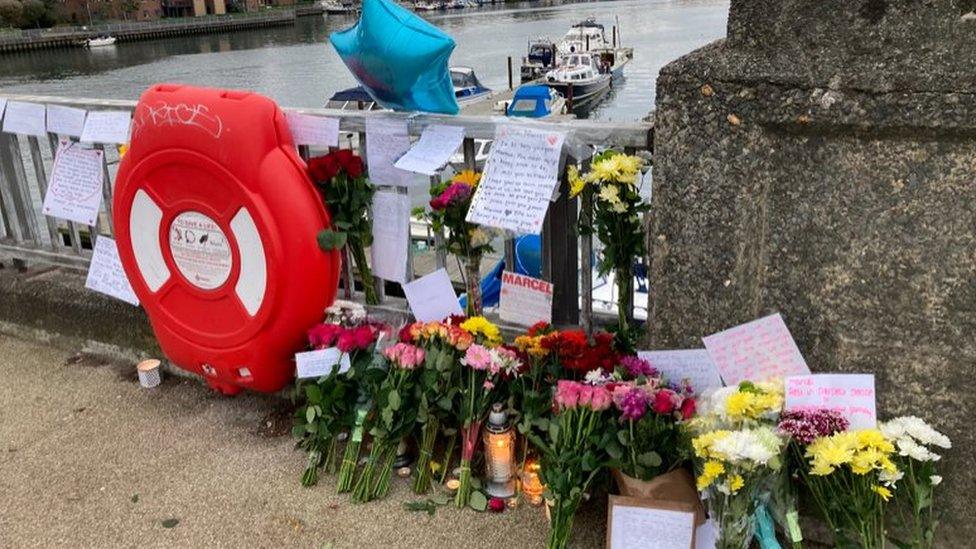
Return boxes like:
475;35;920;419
292;305;952;549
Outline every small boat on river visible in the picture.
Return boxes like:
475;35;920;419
543;52;611;113
85;36;116;48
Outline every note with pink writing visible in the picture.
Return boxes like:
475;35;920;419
702;313;810;385
786;374;876;428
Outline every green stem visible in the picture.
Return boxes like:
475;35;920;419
349;242;378;305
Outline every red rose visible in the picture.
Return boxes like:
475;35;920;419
488;497;506;513
344;154;364;178
308;154;339;183
680;397;697;420
652;390;676;415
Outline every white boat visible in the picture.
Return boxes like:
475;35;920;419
451;66;492;106
320;0;357;14
558;18;611;55
413;1;441;10
86;36;116;48
544;52;612;112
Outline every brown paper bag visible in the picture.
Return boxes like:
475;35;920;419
611;467;706;526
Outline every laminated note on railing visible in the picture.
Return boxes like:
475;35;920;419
46;105;87;138
2;101;46;137
85;236;139;306
365;117;414;187
42;140;104;226
394;124;464;175
80;110;131;144
465;126;565;234
702;313;810;386
370;191;410;284
285;112;339;147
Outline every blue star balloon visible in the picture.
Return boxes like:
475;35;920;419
330;0;459;115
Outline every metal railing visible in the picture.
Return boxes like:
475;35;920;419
0;93;653;331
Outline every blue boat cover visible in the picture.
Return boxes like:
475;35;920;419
507;85;552;118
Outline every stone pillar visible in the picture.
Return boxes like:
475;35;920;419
213;0;226;15
649;0;976;544
193;0;206;16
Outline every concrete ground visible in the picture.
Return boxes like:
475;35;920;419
0;334;606;548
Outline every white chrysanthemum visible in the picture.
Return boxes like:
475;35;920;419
882;416;951;451
930;475;942;486
879;467;904;486
896;438;940;462
710;427;782;465
702;386;738;418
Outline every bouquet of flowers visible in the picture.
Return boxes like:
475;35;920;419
879;416;951;548
801;429;901;548
292;302;385;487
690;380;789;549
568;151;647;336
609;375;696;482
528;380;614;549
454;317;521;507
398;320;473;494
308;149;378;304
351;342;425;503
512;322;560;471
417;170;494;315
539;329;618;379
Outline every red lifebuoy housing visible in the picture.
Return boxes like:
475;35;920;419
114;84;340;395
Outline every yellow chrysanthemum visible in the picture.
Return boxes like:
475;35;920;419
586;157;622;183
567;165;586;198
453;170;481;187
614;154;643;178
724;388;784;421
460;316;501;346
856;429;895;453
728;474;745;494
514;335;549;359
807;432;857;475
696;460;725;491
692;430;731;459
598;184;622;206
872;485;892;502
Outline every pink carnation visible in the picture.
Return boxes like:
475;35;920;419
614;387;650;421
619;355;658;379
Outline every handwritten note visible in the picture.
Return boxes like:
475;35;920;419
365;117;413;187
2;101;46;137
499;270;552;327
786;374;877;428
608;496;695;549
0;98;7;119
394;124;465;175
42;141;104;225
702;313;810;385
295;347;352;379
285;112;340;147
46;105;87;137
466;126;565;234
401;268;462;322
85;237;139;306
370;191;410;283
80;110;131;143
637;349;724;395
695;520;719;549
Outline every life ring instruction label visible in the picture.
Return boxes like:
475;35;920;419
169;211;233;290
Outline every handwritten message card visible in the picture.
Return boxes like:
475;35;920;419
285;112;339;147
394;124;465;175
2;101;46;137
46;105;87;138
786;374;877;428
637;349;724;395
702;313;810;385
499;270;552;327
0;98;7;118
43;141;104;225
466;126;566;234
402;268;462;322
695;520;719;549
370;191;410;283
80;110;131;144
85;237;139;306
365;117;413;187
295;347;352;379
607;496;695;549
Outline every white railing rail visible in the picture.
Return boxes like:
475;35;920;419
0;93;653;331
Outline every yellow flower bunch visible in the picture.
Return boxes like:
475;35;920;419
723;381;784;422
453;169;481;187
806;429;898;479
567;153;644;199
460;316;501;346
514;335;549;359
692;429;732;460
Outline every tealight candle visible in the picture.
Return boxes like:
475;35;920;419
446;479;461;492
397;467;412;478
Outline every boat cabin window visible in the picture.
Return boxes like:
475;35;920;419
510;99;538;112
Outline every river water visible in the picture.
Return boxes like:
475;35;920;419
0;0;727;121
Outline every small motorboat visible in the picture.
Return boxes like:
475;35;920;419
451;66;492;106
544;52;612;113
413;1;441;10
505;85;567;118
520;38;557;83
321;0;358;15
557;18;611;55
85;36;116;48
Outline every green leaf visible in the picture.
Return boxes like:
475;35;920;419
306;407;316;424
469;490;488;512
431;494;452;506
637;452;662;468
388;390;401;411
305;385;322;403
317;230;348;251
616;429;631;446
161;518;179;528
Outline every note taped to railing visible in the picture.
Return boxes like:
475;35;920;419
46;105;87;138
394;124;464;175
365;117;413;187
80;110;131;144
85;237;139;306
43;141;104;226
402;268;462;322
466;126;565;234
370;191;410;283
285;112;339;147
2;101;46;137
702;313;810;385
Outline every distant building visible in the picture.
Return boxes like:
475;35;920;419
57;0;164;23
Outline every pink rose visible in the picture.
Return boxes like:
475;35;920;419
578;384;594;407
554;380;581;410
589;386;613;411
